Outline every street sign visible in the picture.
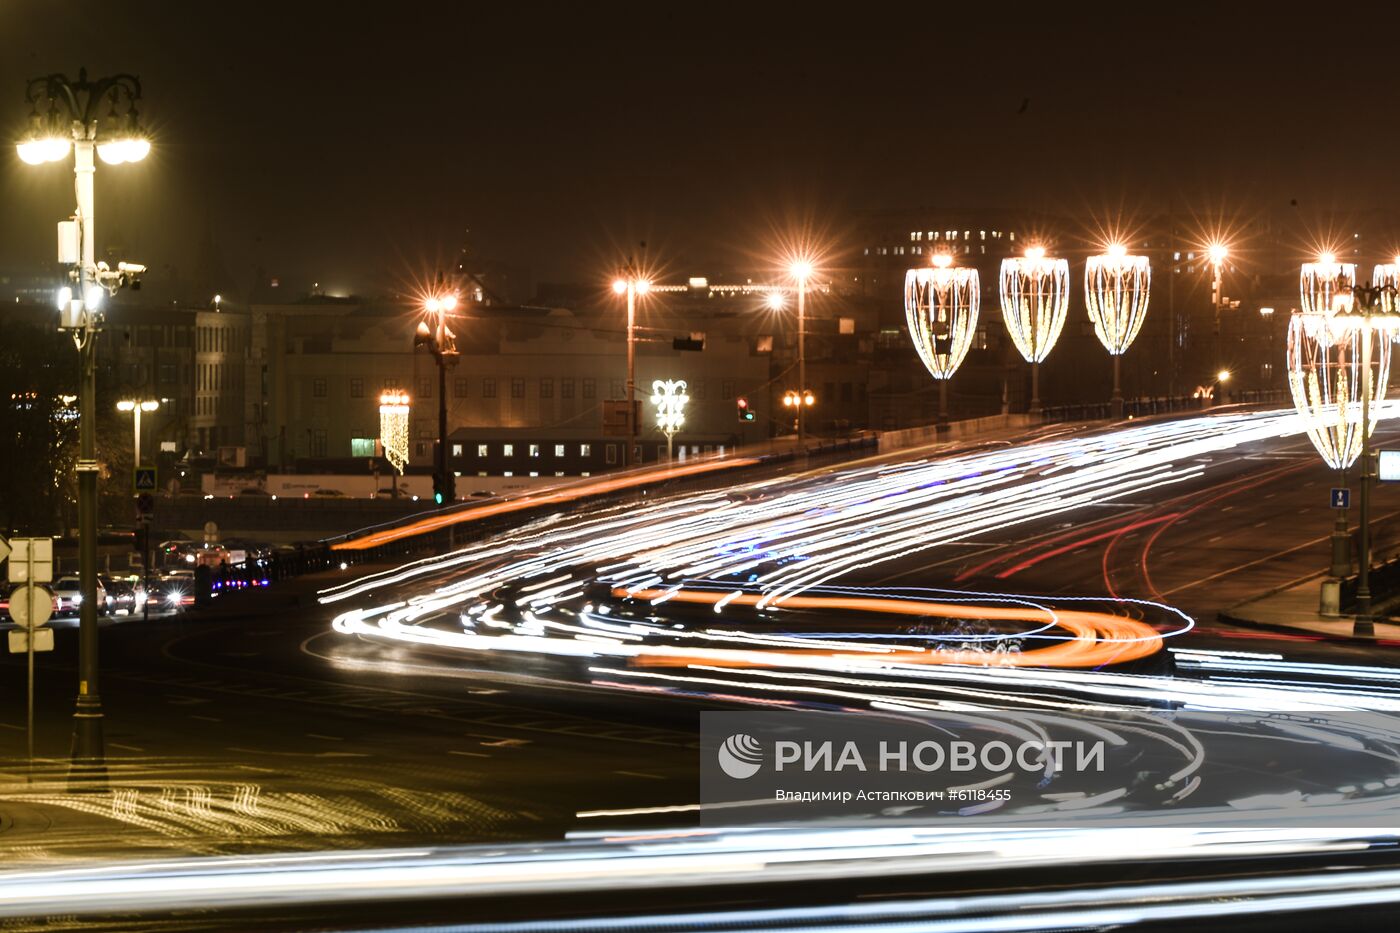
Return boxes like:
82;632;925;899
1380;450;1400;482
7;585;52;630
8;629;53;655
0;535;9;565
7;538;53;583
134;465;157;493
1331;487;1351;509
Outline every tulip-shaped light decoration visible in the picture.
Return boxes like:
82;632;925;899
1372;260;1400;317
906;253;980;425
651;378;689;462
378;391;412;474
1000;246;1069;414
1300;254;1356;317
1286;312;1393;470
1085;244;1151;416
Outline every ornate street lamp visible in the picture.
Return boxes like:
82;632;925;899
999;246;1069;415
17;68;151;770
612;260;652;466
651;379;689;462
1299;253;1356;317
378;391;412;476
906;252;980;428
1084;244;1151;418
1288;271;1400;636
414;281;458;505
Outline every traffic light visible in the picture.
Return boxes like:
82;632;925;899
737;397;755;423
433;472;455;506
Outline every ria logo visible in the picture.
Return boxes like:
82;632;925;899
717;733;764;779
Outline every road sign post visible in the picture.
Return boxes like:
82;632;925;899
1331;487;1351;510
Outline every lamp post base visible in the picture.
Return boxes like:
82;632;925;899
68;702;106;790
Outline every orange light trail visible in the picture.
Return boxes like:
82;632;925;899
615;588;1162;669
332;458;760;551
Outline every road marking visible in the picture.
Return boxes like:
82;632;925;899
1208;536;1224;543
481;738;530;748
448;750;490;758
109;742;144;752
188;715;222;723
306;733;343;742
614;770;664;779
165;695;209;706
0;723;21;731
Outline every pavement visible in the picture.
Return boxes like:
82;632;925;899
1220;572;1400;643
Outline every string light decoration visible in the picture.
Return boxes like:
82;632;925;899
1299;254;1356;317
1372;261;1400;314
1000;246;1070;412
378;391;411;474
1085;244;1150;415
1286;311;1394;470
651;378;689;461
905;253;980;425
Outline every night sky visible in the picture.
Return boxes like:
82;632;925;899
3;3;1398;299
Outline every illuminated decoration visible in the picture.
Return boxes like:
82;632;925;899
999;248;1069;365
1084;245;1151;356
1373;262;1400;315
651;379;689;460
905;254;981;381
378;391;411;474
1299;254;1356;316
1287;312;1394;469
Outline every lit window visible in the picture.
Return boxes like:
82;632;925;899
529;471;539;477
477;444;488;457
451;444;463;457
580;443;591;456
503;471;513;477
529;444;540;457
503;444;514;457
554;471;565;477
554;444;565;457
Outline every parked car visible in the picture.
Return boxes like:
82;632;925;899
51;576;106;617
99;575;138;615
238;487;272;498
310;488;349;499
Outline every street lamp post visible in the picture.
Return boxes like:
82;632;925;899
117;399;158;621
1085;244;1151;419
789;260;813;443
999;246;1070;416
905;252;981;428
415;285;458;505
651;379;689;462
612;262;651;467
1208;242;1229;403
18;68;150;771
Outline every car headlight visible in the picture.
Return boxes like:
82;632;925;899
167;589;184;605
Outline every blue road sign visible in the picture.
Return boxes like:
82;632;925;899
1331;487;1351;509
133;466;157;493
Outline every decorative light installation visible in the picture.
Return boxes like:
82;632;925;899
1287;312;1394;469
905;253;980;425
999;246;1070;413
1299;253;1356;316
378;391;411;474
1372;259;1400;315
651;378;689;461
1084;244;1151;415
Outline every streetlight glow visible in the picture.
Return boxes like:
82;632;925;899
1208;242;1229;265
789;259;813;281
1217;369;1231;383
611;279;628;294
765;291;785;311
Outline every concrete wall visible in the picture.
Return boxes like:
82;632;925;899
877;413;1033;453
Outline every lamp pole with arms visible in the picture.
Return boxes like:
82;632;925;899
415;279;459;506
612;259;651;467
17;68;150;771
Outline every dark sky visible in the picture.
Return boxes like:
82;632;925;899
3;2;1399;299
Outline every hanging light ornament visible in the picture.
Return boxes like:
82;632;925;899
1299;254;1356;316
1000;246;1069;413
1084;244;1151;415
378;391;411;474
906;252;980;425
1286;310;1393;470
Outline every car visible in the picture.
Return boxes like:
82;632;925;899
51;575;106;617
147;576;193;612
99;575;137;615
309;488;349;499
238;487;272;498
470;490;498;499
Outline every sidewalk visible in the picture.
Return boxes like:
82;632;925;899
1219;574;1400;642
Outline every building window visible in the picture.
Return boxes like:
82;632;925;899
477;443;488;457
313;378;327;398
610;379;624;399
554;444;565;457
756;335;773;353
350;437;376;457
349;378;364;398
311;429;327;457
562;378;576;399
580;443;591;457
529;443;540;457
503;443;514;457
583;378;596;399
418;376;433;398
454;378;468;398
540;378;554;398
511;378;525;399
721;379;735;400
451;444;463;457
605;444;617;464
483;378;497;398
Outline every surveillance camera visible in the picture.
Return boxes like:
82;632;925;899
117;262;147;275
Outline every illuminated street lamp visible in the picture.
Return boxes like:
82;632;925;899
612;260;652;467
115;399;159;466
1085;243;1151;418
1300;253;1356;317
1287;271;1400;636
906;252;980;428
18;68;151;769
651;379;689;462
378;391;412;476
782;389;816;434
1207;242;1231;399
764;291;786;311
789;258;815;442
999;245;1069;415
414;280;458;505
116;399;158;621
